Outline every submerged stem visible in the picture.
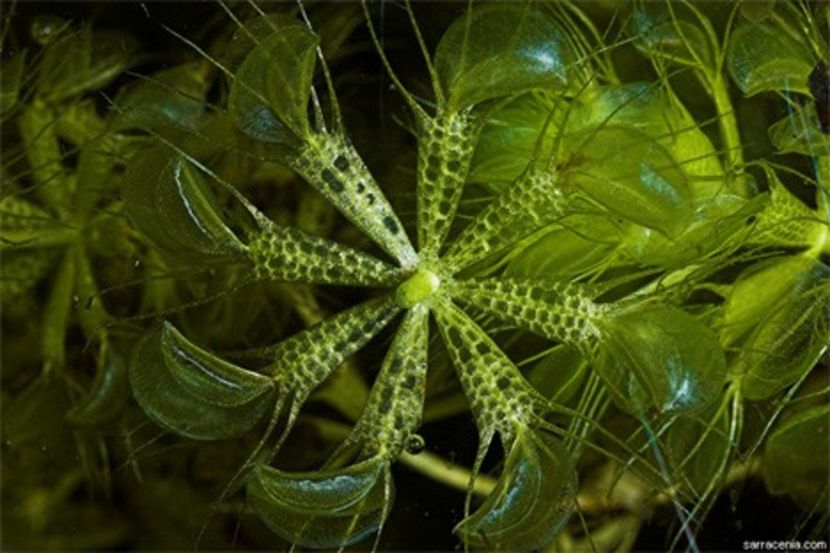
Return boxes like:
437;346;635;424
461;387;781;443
710;72;748;196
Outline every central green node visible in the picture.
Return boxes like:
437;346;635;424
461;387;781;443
396;268;441;308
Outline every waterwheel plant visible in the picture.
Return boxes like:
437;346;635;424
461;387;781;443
1;1;828;551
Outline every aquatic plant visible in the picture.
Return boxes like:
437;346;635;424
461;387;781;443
1;1;828;551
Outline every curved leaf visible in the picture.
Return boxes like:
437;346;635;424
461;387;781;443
567;83;724;190
739;0;776;23
629;2;714;69
455;428;576;550
247;457;392;548
0;195;64;248
113;63;209;132
598;305;727;414
123;148;247;265
763;404;830;510
435;6;572;110
468;93;559;190
622;193;761;269
727;21;814;96
740;282;830;400
565;126;693;238
130;325;275;440
506;214;620;280
229;20;318;141
749;166;825;248
768;104;830;156
160;322;275;407
526;344;588;406
723;256;827;346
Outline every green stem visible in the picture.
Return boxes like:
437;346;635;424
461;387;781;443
18;101;71;216
399;450;497;497
41;247;77;375
816;155;830;218
710;73;748;197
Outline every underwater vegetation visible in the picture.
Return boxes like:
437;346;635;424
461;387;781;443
1;0;828;550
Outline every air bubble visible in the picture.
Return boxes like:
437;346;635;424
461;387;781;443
405;434;425;454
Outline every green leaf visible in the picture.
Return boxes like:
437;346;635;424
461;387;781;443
17;104;73;212
433;297;539;434
435;6;572;110
450;276;600;351
565;126;693;238
749;165;825;248
2;374;73;457
598;305;727;414
739;0;776;23
73;243;111;335
414;111;477;260
763;404;830;510
290;133;418;268
29;14;72;45
727;21;814;96
160;322;275;407
40;251;76;371
444;170;570;273
225;15;297;69
247;457;391;548
455;428;576;550
468;93;559;190
229;20;318;140
722;256;826;346
740;281;830;400
346;305;430;457
506;214;621;280
123;149;247;265
247;217;400;287
113;63;209;132
54;97;107;145
622;193;762;269
471;83;723;197
259;296;400;407
567;83;724;190
629;2;714;69
129;324;275;440
768;104;830;156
